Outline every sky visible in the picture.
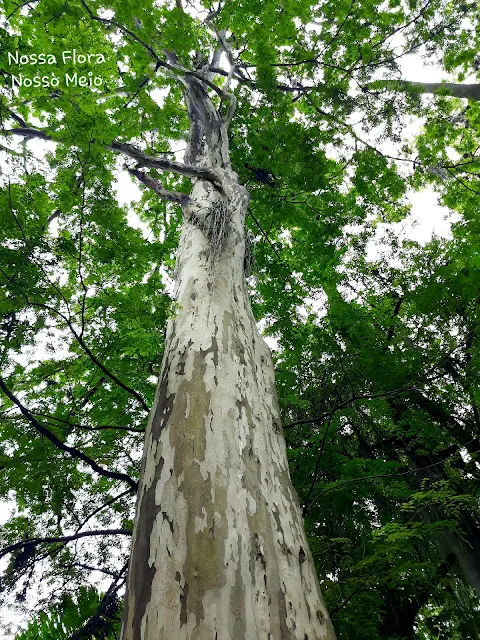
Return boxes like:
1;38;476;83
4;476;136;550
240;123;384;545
0;23;469;640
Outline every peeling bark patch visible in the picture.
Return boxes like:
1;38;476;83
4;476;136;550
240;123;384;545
222;310;234;352
168;351;228;630
299;547;306;564
271;505;293;561
248;535;256;587
179;581;189;627
128;402;171;639
233;333;247;365
158;456;164;477
305;598;311;621
200;334;219;368
161;510;174;535
129;473;163;640
271;505;284;539
235;394;254;422
278;587;291;639
150;369;175;440
176;339;194;376
176;361;186;375
254;533;266;574
231;535;247;640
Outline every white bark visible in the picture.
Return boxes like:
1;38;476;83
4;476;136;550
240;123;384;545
119;165;336;638
373;79;480;101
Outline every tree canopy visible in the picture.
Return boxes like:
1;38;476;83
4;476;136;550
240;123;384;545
0;0;479;637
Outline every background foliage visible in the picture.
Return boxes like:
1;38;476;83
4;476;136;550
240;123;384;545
0;0;479;637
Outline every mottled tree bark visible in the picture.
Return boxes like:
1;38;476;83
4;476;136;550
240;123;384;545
120;69;336;639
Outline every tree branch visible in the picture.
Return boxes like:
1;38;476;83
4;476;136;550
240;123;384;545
79;0;232;106
5;0;40;19
0;529;132;560
26;411;145;433
0;378;139;491
0;262;149;411
71;562;120;577
4;127;53;141
3;129;223;187
283;384;419;430
18;294;149;412
74;489;134;535
71;561;129;640
302;406;338;517
128;168;190;204
371;79;480;101
209;27;237;129
110;141;223;186
44;208;62;229
79;0;162;64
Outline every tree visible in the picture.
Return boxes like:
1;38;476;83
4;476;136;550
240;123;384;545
0;0;479;638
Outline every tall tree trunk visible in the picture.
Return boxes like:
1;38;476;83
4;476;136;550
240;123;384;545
119;72;336;639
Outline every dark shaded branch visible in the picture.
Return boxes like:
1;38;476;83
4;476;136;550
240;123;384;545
61;316;150;411
368;0;434;54
74;376;106;411
317;0;356;58
128;168;190;204
0;529;132;560
2;107;28;128
384;296;404;348
6;0;41;19
329;579;374;617
208;65;316;94
445;165;480;195
72;562;119;577
304;95;480;195
247;208;283;261
81;0;231;106
179;74;227;165
302;407;338;517
4;127;53;141
0;143;24;157
3;129;222;187
0;378;139;491
26;411;145;433
209;27;237;128
111;141;222;186
44;208;62;229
